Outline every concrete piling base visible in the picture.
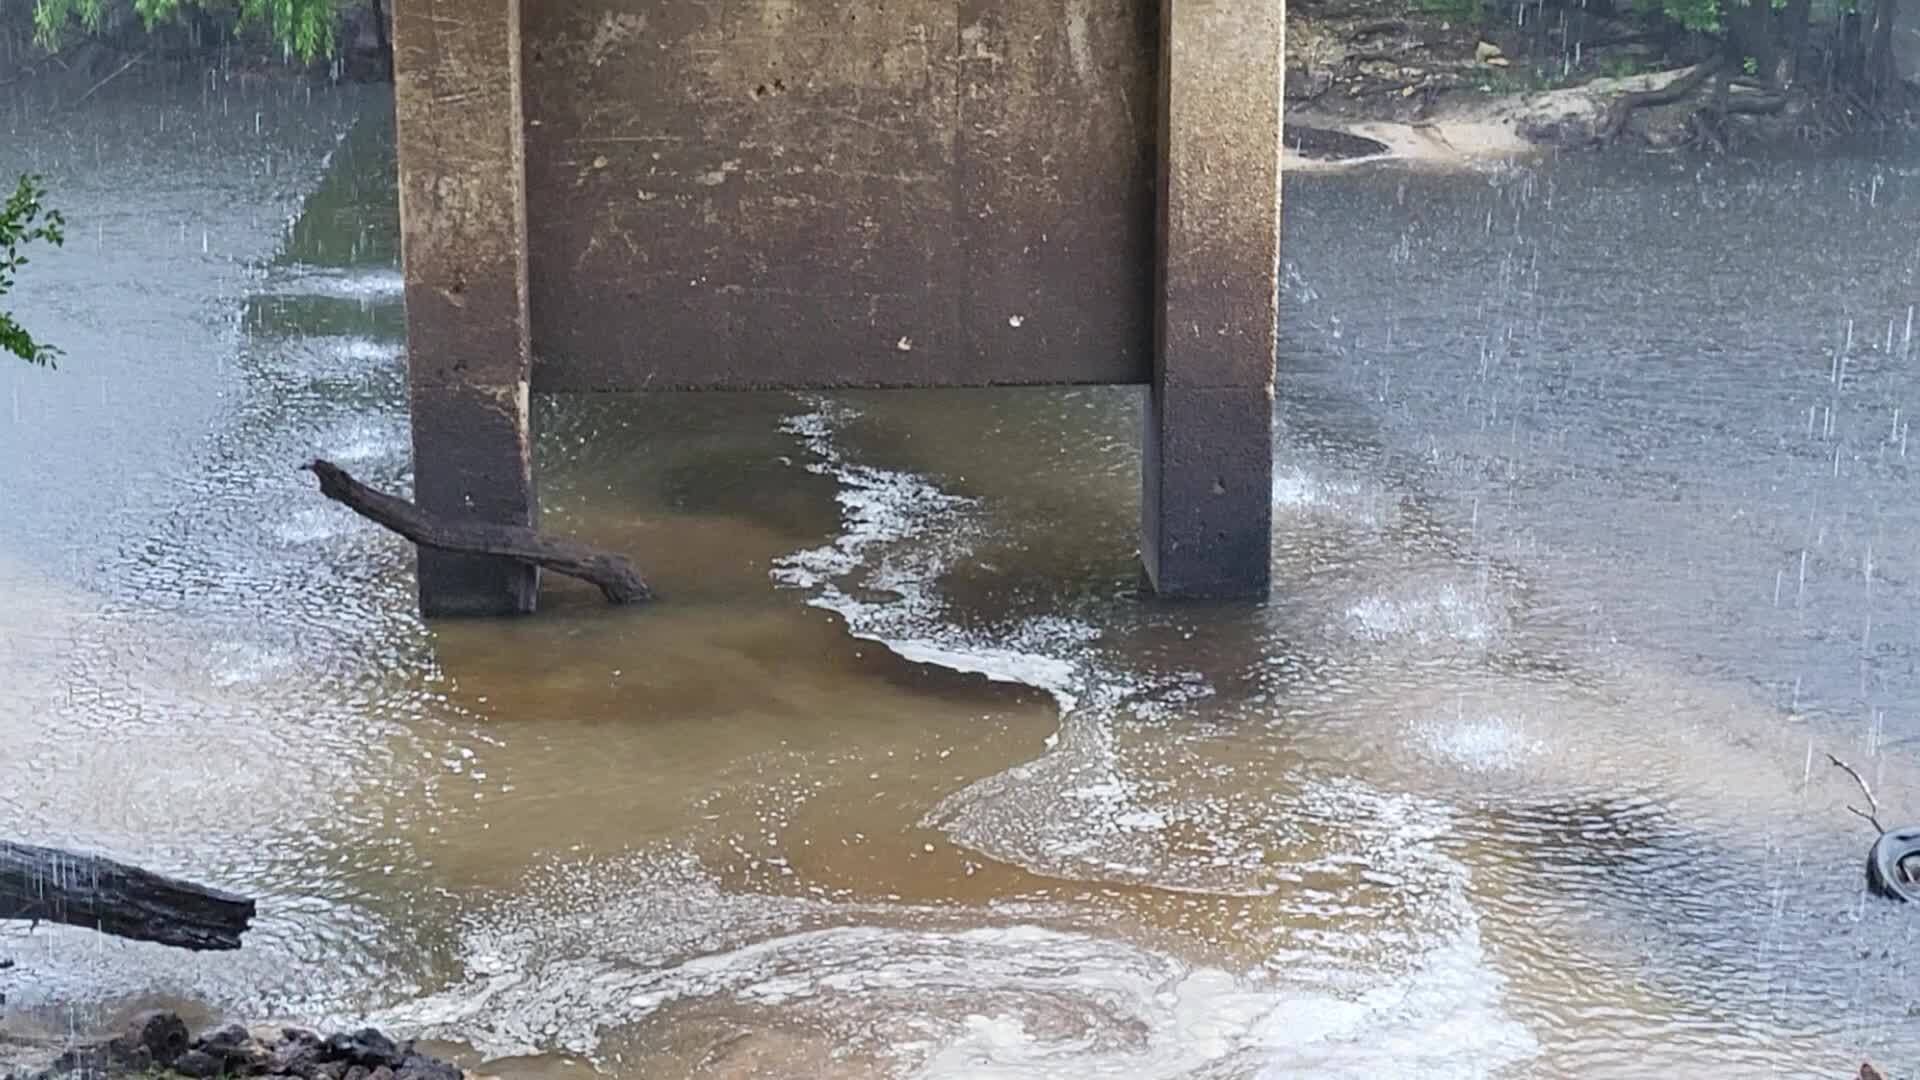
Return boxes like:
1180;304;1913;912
393;0;539;615
1142;385;1276;600
1143;0;1282;600
392;0;1281;615
408;383;540;616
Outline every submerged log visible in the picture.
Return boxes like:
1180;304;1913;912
302;459;651;604
0;841;255;951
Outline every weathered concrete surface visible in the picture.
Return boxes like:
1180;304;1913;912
1142;0;1281;599
394;0;539;615
520;0;1158;391
392;0;1281;613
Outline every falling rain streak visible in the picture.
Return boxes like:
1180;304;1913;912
4;55;1920;1080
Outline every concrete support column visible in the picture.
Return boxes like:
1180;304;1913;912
1143;0;1282;600
393;0;538;616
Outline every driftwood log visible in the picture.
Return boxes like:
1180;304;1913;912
302;459;650;604
0;841;255;950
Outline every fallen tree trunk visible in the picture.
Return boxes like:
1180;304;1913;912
303;459;651;604
0;841;255;951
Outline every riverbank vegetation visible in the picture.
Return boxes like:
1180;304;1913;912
0;173;63;366
28;0;345;61
1289;0;1916;150
0;0;389;81
2;0;1912;153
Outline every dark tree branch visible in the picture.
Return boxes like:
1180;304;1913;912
303;459;651;604
0;841;254;951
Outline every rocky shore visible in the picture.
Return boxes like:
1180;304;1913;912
3;1012;475;1080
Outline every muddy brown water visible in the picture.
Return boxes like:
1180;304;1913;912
4;73;1920;1078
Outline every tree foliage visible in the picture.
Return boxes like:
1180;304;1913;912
1637;0;1727;35
1;174;66;367
31;0;343;62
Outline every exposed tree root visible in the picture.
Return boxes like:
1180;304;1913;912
1598;51;1913;151
1598;58;1722;142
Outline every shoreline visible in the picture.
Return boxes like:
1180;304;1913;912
3;35;1911;176
1281;0;1920;172
2;1012;481;1080
1285;65;1918;172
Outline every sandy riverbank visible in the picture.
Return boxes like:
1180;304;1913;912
1284;67;1713;171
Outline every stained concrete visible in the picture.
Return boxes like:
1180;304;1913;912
519;0;1157;391
393;0;1282;611
393;0;539;615
1142;0;1282;599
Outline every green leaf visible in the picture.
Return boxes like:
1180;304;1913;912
0;174;67;366
33;0;345;61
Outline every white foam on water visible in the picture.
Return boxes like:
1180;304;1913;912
1271;466;1378;524
326;336;403;365
747;397;1541;1076
768;399;1221;889
258;267;404;300
204;639;300;687
770;399;1099;716
311;397;1543;1076
1411;712;1545;774
316;415;406;466
1343;580;1507;647
884;638;1083;712
360;849;1535;1079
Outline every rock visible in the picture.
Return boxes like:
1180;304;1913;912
393;1053;463;1080
172;1048;225;1079
271;1028;327;1077
120;1010;189;1067
1285;65;1334;102
326;1029;402;1068
235;1041;274;1074
46;1042;124;1077
14;1017;465;1080
1476;40;1504;62
196;1021;248;1048
188;1020;275;1074
195;1022;251;1058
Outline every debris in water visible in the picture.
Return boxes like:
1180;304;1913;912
1826;753;1920;902
303;459;651;605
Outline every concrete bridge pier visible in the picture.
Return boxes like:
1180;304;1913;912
1146;1;1280;600
391;0;1281;617
393;0;540;615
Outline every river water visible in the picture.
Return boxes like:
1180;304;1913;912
4;72;1920;1078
